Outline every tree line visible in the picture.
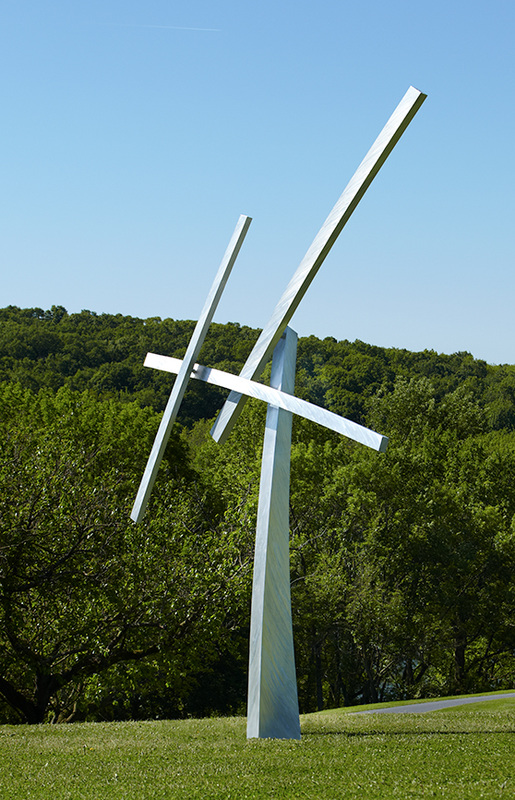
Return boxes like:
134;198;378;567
3;304;515;428
0;306;514;723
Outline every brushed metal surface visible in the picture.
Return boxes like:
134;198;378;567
142;325;388;739
131;214;251;522
246;328;301;739
210;86;426;446
144;352;388;452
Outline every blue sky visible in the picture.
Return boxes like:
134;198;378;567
2;0;514;364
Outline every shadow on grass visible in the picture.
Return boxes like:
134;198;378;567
302;729;515;738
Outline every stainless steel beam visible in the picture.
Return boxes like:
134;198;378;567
210;87;426;446
246;328;301;739
131;214;251;522
144;352;388;452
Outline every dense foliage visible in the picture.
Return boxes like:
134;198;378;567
0;305;514;723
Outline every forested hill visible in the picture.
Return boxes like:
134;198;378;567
1;304;515;429
2;303;515;724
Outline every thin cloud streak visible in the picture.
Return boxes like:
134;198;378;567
99;23;221;32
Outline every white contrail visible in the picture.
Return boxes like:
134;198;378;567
99;23;221;32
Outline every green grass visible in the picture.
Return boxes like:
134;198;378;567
0;697;514;799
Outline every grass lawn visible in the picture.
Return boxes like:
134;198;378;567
0;695;513;799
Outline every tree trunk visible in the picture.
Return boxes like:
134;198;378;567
314;642;324;711
363;657;378;703
0;675;41;723
453;625;467;691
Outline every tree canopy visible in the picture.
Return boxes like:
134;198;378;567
1;306;514;723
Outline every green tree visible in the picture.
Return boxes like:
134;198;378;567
0;383;251;723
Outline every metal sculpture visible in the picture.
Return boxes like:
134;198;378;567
130;86;426;738
211;86;427;446
131;214;252;524
143;327;386;739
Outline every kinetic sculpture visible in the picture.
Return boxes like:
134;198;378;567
130;86;426;739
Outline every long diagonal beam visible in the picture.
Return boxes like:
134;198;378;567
131;214;252;522
144;352;388;452
210;86;426;446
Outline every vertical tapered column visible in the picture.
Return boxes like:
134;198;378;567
247;327;301;740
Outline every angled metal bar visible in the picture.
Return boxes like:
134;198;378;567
247;327;301;739
144;352;388;452
211;86;426;445
131;214;252;522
